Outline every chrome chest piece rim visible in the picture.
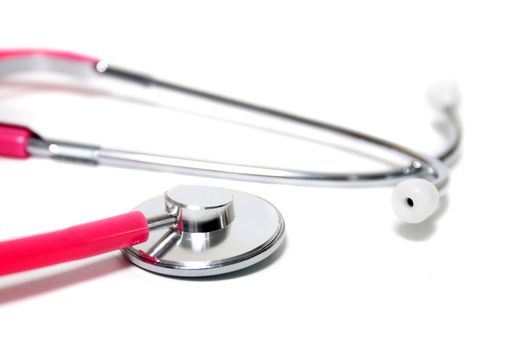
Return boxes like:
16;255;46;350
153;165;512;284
122;185;286;277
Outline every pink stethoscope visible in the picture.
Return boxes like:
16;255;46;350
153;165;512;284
0;49;461;278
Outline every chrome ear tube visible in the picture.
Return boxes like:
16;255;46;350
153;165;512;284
1;49;461;226
98;64;461;224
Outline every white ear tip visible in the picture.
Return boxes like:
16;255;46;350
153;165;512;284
391;179;440;224
427;80;460;110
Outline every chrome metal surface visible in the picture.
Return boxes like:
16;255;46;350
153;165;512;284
439;107;462;166
122;185;285;277
25;63;461;193
28;138;449;190
28;138;99;165
95;64;461;192
164;187;235;232
0;56;96;77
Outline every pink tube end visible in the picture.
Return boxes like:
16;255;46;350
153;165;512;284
0;211;150;277
0;49;99;64
0;123;32;159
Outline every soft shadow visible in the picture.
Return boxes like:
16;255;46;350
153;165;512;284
0;238;286;303
394;196;450;242
0;254;130;305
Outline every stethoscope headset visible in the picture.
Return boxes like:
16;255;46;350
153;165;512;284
0;49;461;278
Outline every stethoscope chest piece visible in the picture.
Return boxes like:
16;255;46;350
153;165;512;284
122;185;285;277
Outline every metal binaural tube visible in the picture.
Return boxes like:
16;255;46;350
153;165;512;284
17;59;461;195
95;64;459;191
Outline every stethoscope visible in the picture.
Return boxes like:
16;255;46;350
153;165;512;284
0;49;461;278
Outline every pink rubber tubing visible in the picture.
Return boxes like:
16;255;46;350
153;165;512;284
0;48;98;63
0;123;33;159
0;211;150;276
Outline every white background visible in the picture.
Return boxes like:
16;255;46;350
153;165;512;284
0;1;524;349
